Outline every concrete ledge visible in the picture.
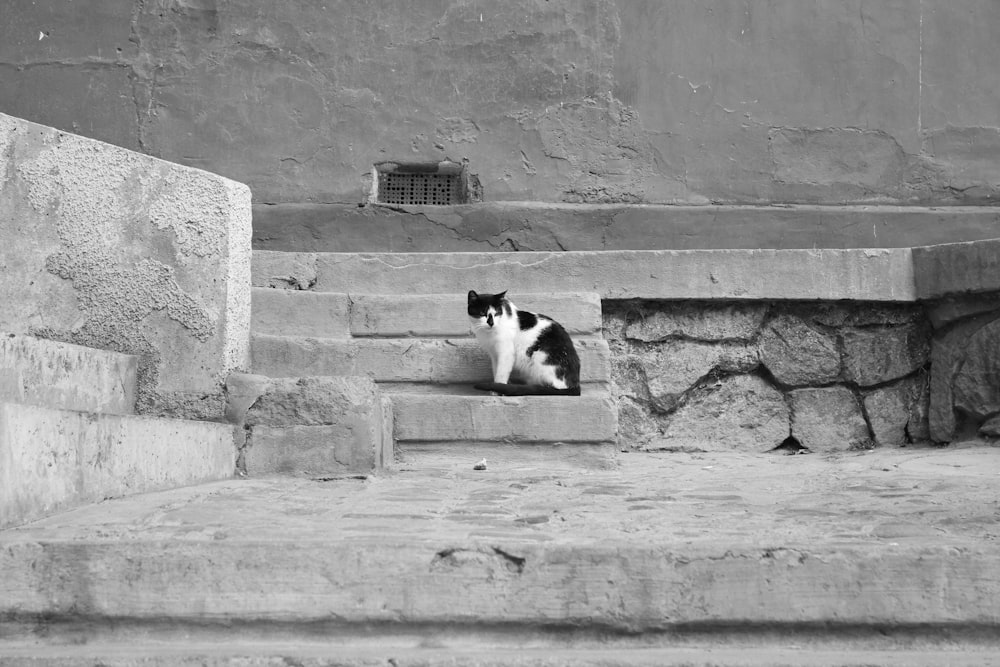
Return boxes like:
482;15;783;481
913;238;1000;300
0;333;137;415
251;334;611;384
0;403;234;529
253;249;917;301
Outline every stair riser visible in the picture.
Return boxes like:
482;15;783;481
0;334;137;415
251;335;610;384
391;393;617;443
3;541;996;629
396;441;617;471
252;289;603;338
252;249;918;301
0;403;234;529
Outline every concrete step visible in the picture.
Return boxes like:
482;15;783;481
2;447;998;654
4;642;998;666
252;248;917;301
251;202;1000;253
251;333;611;384
252;287;602;337
0;402;235;529
389;386;618;470
0;333;138;415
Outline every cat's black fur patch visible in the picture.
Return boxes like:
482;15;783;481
527;321;580;387
517;310;537;330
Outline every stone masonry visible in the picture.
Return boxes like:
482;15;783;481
604;301;932;452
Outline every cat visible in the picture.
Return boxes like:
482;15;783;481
467;290;581;396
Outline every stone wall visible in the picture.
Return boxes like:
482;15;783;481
0;112;252;420
2;1;999;206
604;301;933;452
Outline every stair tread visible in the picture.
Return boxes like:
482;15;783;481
251;333;611;383
3;447;997;631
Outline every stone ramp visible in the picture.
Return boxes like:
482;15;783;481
2;446;998;663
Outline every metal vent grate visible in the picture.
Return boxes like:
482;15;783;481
378;171;461;205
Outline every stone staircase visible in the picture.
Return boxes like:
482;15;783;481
248;285;619;471
0;333;234;530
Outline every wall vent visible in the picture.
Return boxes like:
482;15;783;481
373;161;468;206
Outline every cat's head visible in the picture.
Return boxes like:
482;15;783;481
468;290;509;329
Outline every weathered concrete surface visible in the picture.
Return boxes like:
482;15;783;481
5;3;1000;205
253;249;917;301
251;334;611;385
1;645;998;667
391;390;617;444
253;203;1000;252
0;333;137;415
228;375;393;477
0;402;234;529
350;293;602;338
251;288;350;339
253;289;602;339
0;113;252;421
1;446;998;640
913;239;1000;299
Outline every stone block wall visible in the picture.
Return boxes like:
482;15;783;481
0;112;252;421
926;295;1000;442
604;301;932;452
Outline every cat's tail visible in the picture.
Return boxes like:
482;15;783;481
473;382;581;396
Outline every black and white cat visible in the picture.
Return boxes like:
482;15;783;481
467;290;581;396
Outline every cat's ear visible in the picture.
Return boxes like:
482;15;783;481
497;290;507;300
468;290;478;303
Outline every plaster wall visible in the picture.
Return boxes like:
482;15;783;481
0;112;252;419
1;1;999;207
